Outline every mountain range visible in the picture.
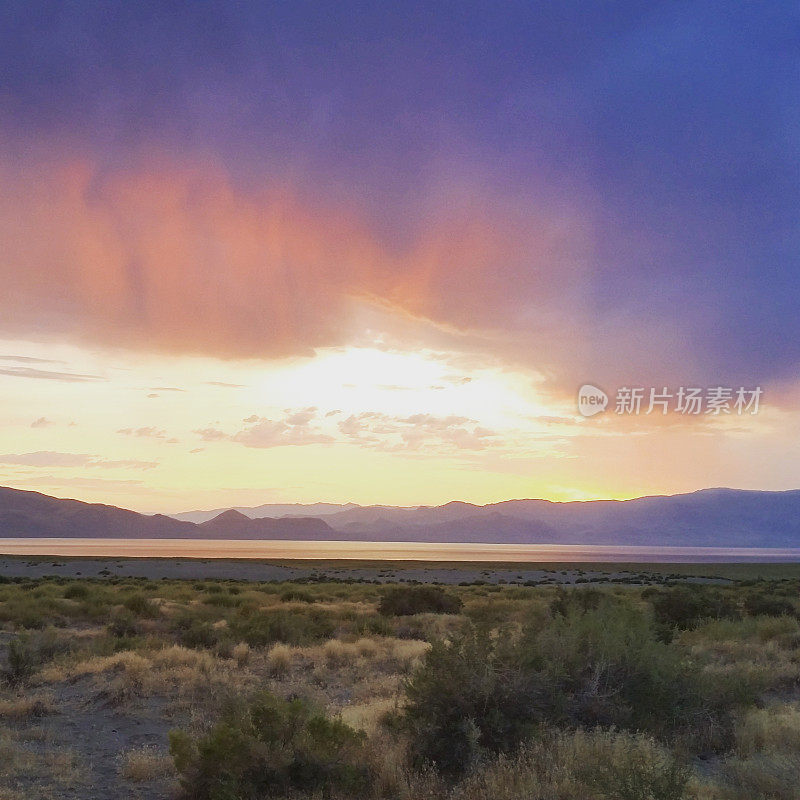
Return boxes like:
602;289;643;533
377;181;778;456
1;485;800;547
0;487;335;540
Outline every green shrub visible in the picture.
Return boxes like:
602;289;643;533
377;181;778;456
3;628;74;684
123;593;159;618
687;615;799;644
109;611;139;638
719;753;800;800
403;603;751;775
229;609;334;647
280;588;315;603
4;633;37;684
378;586;463;616
647;586;739;630
31;627;73;661
64;583;90;600
178;620;221;650
580;732;691;800
402;627;541;777
10;605;47;629
352;614;394;637
526;603;744;751
464;598;523;627
549;586;602;617
202;593;244;608
440;730;692;800
743;593;796;618
77;598;111;622
169;692;370;799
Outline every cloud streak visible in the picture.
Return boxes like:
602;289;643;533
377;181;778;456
0;451;156;469
117;427;167;439
0;366;103;382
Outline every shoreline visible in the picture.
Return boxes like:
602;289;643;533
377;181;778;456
2;537;800;562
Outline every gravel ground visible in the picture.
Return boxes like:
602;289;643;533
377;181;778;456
0;556;725;585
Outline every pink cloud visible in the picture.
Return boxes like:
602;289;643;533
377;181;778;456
117;426;167;439
194;427;229;442
337;411;496;452
0;152;592;381
232;417;333;449
3;150;733;407
0;451;156;469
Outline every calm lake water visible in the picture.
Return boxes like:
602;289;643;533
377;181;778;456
0;538;799;562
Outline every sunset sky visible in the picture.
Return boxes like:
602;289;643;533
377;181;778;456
0;2;798;512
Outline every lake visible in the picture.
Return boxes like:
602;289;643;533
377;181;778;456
0;538;799;562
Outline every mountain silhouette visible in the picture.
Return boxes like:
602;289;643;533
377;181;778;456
2;485;800;547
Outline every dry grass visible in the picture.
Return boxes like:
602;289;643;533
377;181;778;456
355;637;379;658
6;575;800;800
350;673;403;704
0;694;55;720
681;621;800;695
43;748;86;786
232;641;251;668
340;697;397;734
295;636;429;670
0;726;87;798
0;729;37;779
393;729;691;800
715;753;800;800
683;616;800;645
387;638;430;669
30;645;247;712
698;702;800;800
266;643;293;676
51;646;213;685
69;650;151;678
151;645;214;671
323;638;357;667
256;636;430;707
119;744;175;782
735;703;800;758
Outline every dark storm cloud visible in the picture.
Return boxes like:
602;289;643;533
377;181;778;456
0;1;796;390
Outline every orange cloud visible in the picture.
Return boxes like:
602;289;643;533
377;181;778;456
0;151;591;367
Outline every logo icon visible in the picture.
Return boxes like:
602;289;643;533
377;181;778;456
578;384;608;417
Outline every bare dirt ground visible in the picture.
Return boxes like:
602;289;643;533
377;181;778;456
0;632;180;799
0;556;726;585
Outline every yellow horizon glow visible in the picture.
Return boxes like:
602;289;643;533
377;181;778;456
0;337;794;513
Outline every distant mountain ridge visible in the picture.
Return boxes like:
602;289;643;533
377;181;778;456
167;488;800;547
2;486;800;547
0;487;337;540
197;509;335;540
315;489;800;547
173;502;361;524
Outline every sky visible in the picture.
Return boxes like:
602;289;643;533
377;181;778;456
0;1;798;512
